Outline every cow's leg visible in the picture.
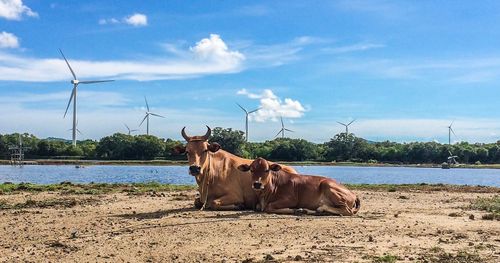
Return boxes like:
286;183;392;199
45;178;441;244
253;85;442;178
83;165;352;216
317;204;353;216
264;200;307;215
209;195;245;210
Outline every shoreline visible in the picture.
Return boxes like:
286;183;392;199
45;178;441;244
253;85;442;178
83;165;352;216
1;159;500;169
1;182;499;194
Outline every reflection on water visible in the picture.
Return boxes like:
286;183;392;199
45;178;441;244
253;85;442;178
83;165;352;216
0;165;498;187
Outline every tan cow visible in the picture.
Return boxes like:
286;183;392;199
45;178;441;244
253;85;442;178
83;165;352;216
175;126;297;210
238;157;361;216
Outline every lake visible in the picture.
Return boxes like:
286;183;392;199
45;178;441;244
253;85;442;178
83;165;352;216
0;165;499;187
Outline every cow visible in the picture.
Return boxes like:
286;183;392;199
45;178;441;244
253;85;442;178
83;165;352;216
237;157;361;216
175;126;297;210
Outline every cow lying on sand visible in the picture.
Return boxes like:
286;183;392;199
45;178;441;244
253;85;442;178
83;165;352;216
175;127;297;210
238;157;361;216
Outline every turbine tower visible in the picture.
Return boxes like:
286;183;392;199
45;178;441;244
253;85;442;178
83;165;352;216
236;103;260;142
275;117;294;139
447;121;456;145
60;49;114;146
337;119;356;134
124;124;138;135
140;97;165;135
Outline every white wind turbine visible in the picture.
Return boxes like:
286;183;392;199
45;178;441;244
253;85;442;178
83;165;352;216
275;117;294;139
236;103;261;142
139;97;165;135
337;119;356;134
447;121;457;145
124;124;139;135
60;49;114;146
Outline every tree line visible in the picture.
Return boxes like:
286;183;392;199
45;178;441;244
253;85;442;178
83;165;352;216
1;127;499;164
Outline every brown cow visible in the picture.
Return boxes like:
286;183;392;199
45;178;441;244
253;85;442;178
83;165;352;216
238;157;361;216
175;126;297;210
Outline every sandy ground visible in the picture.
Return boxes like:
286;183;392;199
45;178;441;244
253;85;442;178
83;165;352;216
0;189;499;263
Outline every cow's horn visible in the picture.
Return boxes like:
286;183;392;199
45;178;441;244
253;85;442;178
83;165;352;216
202;125;211;141
181;127;190;141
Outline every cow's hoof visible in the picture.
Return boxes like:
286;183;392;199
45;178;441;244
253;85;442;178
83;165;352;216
294;208;307;216
235;203;246;210
194;197;203;209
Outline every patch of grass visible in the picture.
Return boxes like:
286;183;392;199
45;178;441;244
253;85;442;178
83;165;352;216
470;195;499;214
0;197;100;210
373;254;398;263
346;184;499;193
424;251;483;263
0;182;197;195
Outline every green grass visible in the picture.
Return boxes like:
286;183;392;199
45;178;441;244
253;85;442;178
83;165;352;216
470;195;500;220
0;182;196;195
372;254;398;263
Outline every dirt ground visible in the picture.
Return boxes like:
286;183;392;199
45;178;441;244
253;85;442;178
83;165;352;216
1;189;499;262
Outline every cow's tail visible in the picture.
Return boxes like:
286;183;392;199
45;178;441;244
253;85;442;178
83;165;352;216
352;196;361;214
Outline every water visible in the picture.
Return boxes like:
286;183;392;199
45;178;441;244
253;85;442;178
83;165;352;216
0;165;499;187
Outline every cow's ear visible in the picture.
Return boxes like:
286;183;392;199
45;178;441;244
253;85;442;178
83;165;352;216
174;145;186;154
269;163;282;172
208;142;221;152
238;164;251;172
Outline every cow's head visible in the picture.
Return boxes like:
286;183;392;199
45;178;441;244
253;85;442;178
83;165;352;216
238;157;281;191
175;126;220;176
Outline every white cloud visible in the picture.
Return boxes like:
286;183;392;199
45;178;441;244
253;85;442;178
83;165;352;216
124;13;147;27
99;13;147;27
0;0;37;20
323;43;384;54
237;89;306;122
0;31;19;48
98;18;119;25
0;34;245;81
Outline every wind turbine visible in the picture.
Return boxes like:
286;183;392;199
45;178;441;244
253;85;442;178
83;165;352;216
236;103;261;142
275;117;294;139
60;49;114;146
124;124;138;135
337;119;356;134
140;97;165;135
447;121;456;145
67;120;82;135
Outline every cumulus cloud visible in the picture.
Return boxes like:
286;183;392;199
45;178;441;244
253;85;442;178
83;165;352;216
124;13;147;27
0;31;19;48
99;13;147;27
0;34;245;81
0;0;37;20
237;89;306;122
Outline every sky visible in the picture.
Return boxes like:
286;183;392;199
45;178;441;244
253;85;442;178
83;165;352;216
0;0;499;143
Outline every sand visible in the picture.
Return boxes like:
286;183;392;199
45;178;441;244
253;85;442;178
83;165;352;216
0;189;499;262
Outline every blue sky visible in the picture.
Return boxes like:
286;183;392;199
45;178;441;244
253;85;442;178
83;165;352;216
0;0;499;143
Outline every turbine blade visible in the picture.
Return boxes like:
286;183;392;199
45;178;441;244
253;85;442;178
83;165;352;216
150;113;165;118
275;129;283;138
348;119;356;126
450;120;455;127
63;86;76;118
124;123;130;130
79;80;114;84
139;114;148;126
248;107;261;114
337;121;346;126
144;96;150;112
236;103;247;114
450;127;457;137
59;49;77;80
280;117;284;127
77;129;82;135
285;128;294;132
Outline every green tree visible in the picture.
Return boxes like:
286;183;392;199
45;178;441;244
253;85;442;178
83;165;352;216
209;127;246;156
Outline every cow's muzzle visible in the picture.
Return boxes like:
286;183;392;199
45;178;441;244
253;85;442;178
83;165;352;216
253;181;263;190
189;165;201;176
